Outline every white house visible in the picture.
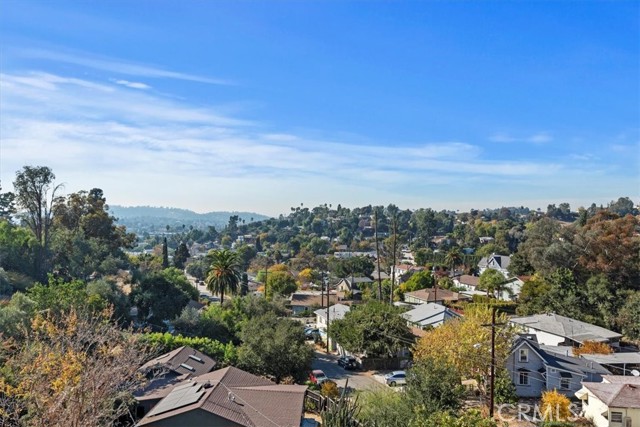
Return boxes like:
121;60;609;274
453;274;480;292
509;313;622;347
478;254;511;278
315;304;351;351
576;376;640;427
401;303;461;330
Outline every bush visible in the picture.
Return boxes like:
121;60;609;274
540;390;572;422
321;381;340;399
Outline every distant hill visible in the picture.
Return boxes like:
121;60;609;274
109;205;270;233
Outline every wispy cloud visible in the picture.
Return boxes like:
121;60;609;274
113;79;151;90
16;48;232;85
1;70;609;215
489;131;553;144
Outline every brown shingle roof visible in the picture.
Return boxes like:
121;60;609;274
137;366;307;427
582;382;640;408
404;288;465;303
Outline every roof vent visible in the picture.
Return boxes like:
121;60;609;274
203;381;213;389
180;363;195;372
188;354;203;363
228;392;236;402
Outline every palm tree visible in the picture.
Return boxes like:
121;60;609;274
205;249;242;305
444;248;463;273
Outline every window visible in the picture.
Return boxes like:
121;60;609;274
611;412;623;423
519;348;529;362
560;378;570;390
519;372;529;385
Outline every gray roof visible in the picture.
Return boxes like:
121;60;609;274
137;366;307;427
541;345;640;366
478;254;511;270
140;346;217;378
580;382;640;408
315;304;350;321
401;303;461;328
602;375;640;384
510;313;622;344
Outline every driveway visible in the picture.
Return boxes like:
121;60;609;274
312;351;385;392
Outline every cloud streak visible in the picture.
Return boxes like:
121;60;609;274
17;48;232;85
489;132;553;144
1;70;614;215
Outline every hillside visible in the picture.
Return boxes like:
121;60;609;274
109;205;270;233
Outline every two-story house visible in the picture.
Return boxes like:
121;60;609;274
507;336;610;398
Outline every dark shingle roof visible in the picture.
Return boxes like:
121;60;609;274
140;346;217;378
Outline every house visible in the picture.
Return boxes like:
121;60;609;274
336;277;373;296
403;288;467;305
453;275;480;292
496;276;525;301
289;291;338;315
401;302;461;330
576;377;640;427
509;313;622;348
136;346;217;416
315;303;350;347
391;264;425;284
478;254;511;278
541;347;640;377
136;366;307;427
507;336;610;398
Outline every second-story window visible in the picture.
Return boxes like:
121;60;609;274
519;348;529;362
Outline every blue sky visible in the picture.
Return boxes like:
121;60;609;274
1;1;638;216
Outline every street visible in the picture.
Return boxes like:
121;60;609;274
312;351;385;392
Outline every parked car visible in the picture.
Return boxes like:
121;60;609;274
384;371;407;386
304;328;320;340
309;369;329;385
337;356;358;370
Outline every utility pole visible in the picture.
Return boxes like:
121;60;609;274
490;306;496;419
325;272;330;354
374;209;382;301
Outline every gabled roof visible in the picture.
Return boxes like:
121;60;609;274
510;313;622;344
579;382;640;408
140;346;217;378
513;337;610;377
401;302;461;327
455;275;479;287
315;304;350;321
137;366;307;427
478;254;511;269
602;375;640;384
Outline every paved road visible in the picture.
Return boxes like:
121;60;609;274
312;351;385;392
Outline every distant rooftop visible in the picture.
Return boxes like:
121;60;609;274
510;313;622;344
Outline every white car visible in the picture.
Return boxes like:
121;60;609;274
384;370;407;386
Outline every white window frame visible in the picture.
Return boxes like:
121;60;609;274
560;378;570;390
519;372;529;385
519;348;529;362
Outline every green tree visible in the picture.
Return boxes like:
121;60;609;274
356;388;412;427
405;356;465;415
267;270;297;297
478;268;508;298
237;313;313;383
160;267;198;301
161;237;169;269
617;291;640;341
205;249;242;305
173;242;190;269
330;301;413;358
0;184;16;220
444;248;463;272
13;166;63;278
131;271;191;324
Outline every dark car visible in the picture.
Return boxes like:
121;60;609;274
304;328;320;340
337;355;358;370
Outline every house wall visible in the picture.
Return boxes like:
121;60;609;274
582;393;612;427
545;369;584;397
142;408;244;427
507;345;545;398
526;329;567;346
